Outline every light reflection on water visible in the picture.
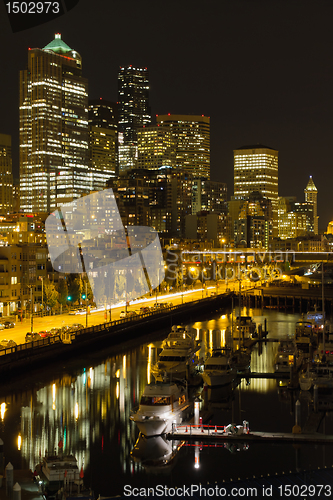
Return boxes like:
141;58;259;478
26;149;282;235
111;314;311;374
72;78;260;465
2;308;333;495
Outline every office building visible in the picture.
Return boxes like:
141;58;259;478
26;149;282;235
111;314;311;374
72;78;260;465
234;191;273;249
192;179;227;215
88;99;118;188
156;114;210;179
233;145;278;235
304;176;318;234
19;33;89;213
0;134;13;214
137;126;175;170
108;167;193;236
118;66;151;173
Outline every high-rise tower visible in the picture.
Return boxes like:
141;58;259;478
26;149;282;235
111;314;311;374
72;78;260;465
88;98;118;188
156;114;210;179
233;145;279;236
0;134;13;214
304;176;318;234
19;33;89;213
118;66;151;173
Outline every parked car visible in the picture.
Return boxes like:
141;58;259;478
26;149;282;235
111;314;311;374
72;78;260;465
38;330;52;338
49;328;61;336
0;324;5;331
71;323;84;330
140;307;150;314
25;332;42;342
3;321;15;329
0;339;16;349
120;310;137;318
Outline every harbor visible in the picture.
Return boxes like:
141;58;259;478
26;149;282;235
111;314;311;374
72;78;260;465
1;307;333;497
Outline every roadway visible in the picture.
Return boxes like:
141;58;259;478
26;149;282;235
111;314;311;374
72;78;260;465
1;282;236;347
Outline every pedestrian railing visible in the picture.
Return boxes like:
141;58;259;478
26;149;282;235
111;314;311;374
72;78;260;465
0;294;223;361
171;423;227;436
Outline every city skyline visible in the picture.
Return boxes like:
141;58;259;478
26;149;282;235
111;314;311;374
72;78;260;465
0;0;332;227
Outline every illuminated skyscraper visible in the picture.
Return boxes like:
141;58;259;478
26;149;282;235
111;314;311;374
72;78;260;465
304;176;318;234
88;99;118;188
118;66;151;173
19;33;89;213
233;145;279;235
156;114;210;179
137;126;175;170
0;134;13;214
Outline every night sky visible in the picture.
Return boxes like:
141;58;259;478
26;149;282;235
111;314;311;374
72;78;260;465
0;0;332;229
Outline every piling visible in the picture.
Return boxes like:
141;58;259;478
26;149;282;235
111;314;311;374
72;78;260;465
5;462;14;497
314;384;318;412
13;483;21;500
292;400;301;434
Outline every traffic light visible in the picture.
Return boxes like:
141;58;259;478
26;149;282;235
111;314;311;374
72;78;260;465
67;296;72;301
82;294;86;300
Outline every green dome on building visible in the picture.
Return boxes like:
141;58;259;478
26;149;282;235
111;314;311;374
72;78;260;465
43;33;72;54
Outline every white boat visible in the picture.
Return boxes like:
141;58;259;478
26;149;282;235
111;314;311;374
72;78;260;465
274;339;297;373
35;453;86;493
130;382;193;436
162;325;200;350
299;362;333;390
234;316;257;339
202;348;236;386
151;341;199;382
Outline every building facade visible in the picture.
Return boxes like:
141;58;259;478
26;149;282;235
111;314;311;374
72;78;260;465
0;134;13;214
88;98;118;188
118;66;151;173
233;145;278;235
156;114;210;179
19;33;89;213
137;126;175;170
304;176;318;234
192;179;227;215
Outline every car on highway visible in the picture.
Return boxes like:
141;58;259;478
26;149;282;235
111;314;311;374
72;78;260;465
25;332;42;342
3;321;15;329
120;311;137;318
0;339;16;349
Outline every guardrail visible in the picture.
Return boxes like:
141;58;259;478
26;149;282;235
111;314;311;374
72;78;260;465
0;294;225;361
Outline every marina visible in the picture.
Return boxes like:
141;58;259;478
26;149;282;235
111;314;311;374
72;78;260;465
1;307;333;497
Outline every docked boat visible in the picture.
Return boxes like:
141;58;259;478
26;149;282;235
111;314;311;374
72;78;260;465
234;316;257;340
202;348;236;386
151;336;200;382
294;320;314;355
231;347;251;373
35;453;87;495
299;361;333;390
162;325;200;350
130;382;193;436
274;339;298;373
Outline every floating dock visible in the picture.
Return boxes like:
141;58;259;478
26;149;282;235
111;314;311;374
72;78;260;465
169;423;333;444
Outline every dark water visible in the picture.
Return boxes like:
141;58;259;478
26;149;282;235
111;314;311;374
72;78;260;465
1;308;333;497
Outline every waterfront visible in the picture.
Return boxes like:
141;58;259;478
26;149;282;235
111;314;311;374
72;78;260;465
1;308;333;497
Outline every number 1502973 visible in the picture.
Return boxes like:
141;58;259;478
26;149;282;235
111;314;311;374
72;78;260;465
5;2;60;14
